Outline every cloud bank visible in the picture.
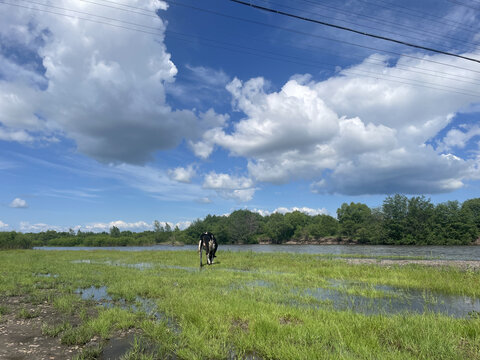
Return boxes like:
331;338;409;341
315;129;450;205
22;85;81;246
193;53;480;195
0;0;225;164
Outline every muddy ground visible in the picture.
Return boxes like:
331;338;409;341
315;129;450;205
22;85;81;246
0;294;136;360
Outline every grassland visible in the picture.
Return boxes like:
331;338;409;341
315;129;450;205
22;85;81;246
0;249;479;359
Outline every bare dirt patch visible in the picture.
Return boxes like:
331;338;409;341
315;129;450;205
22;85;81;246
0;295;85;359
0;295;136;360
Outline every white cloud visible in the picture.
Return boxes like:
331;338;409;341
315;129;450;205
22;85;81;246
195;51;480;195
0;0;226;164
203;172;256;201
0;220;9;229
168;165;196;183
0;126;34;143
440;125;480;150
84;220;152;232
10;198;28;208
20;222;61;232
17;219;191;233
253;207;329;217
185;65;230;87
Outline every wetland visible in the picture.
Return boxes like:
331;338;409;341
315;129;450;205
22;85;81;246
1;249;479;359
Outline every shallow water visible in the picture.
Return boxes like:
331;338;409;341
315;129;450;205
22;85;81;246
37;244;480;261
307;280;480;318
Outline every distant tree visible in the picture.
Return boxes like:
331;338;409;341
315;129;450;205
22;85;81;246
429;201;477;245
382;195;408;243
110;226;121;237
228;210;262;244
337;202;372;241
165;223;172;233
153;220;164;242
306;215;339;239
405;196;434;244
462;198;480;232
264;213;293;244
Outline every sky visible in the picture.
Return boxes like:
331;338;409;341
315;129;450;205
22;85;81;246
1;0;480;233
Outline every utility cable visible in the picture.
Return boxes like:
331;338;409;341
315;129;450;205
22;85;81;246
1;1;480;97
352;0;479;34
61;0;480;86
279;0;479;49
166;0;480;75
72;0;157;18
229;0;480;64
446;0;480;11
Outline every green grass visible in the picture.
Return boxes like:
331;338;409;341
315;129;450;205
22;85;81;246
0;249;479;359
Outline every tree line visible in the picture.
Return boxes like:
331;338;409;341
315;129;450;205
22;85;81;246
1;195;479;249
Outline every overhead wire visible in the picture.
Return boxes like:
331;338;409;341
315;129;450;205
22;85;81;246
1;0;480;97
445;0;480;11
165;0;480;75
274;0;480;50
228;0;480;64
72;0;157;18
352;0;479;34
66;0;480;87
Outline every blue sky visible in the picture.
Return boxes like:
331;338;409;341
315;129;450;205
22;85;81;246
1;0;479;232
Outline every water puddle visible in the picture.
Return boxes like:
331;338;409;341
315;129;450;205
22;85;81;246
75;286;179;331
301;280;480;318
34;273;59;278
71;260;153;270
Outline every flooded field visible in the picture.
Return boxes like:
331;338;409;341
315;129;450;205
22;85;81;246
1;249;480;359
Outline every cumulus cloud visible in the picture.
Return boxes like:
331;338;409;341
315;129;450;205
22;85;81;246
10;198;28;208
168;165;196;183
20;222;60;232
0;220;9;229
440;125;480;151
254;207;329;217
194;51;480;195
0;0;225;164
203;172;256;201
17;219;190;233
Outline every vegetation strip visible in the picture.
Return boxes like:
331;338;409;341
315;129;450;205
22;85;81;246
2;195;480;249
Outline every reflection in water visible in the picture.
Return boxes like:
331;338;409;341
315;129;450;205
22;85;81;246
304;280;480;318
75;286;179;331
241;279;480;318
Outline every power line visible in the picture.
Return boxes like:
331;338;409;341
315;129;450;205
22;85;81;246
446;0;480;11
352;0;479;34
61;0;480;87
229;0;480;64
72;0;157;18
286;0;480;50
166;0;480;76
15;0;161;31
1;0;480;97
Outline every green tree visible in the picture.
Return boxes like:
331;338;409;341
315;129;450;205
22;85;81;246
382;194;408;244
305;215;339;239
227;210;262;244
110;226;121;237
462;198;480;232
337;202;372;241
264;213;293;244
